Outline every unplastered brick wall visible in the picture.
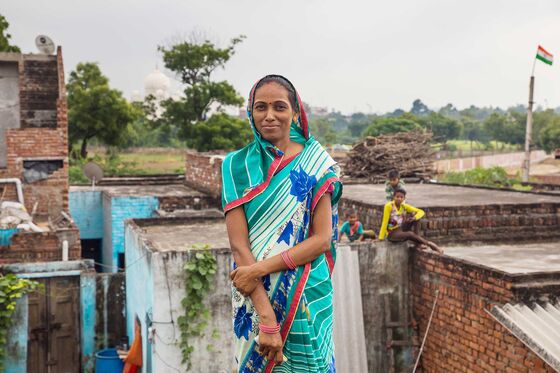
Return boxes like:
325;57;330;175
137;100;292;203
0;48;69;217
0;228;80;264
184;151;224;198
411;251;557;372
339;199;560;244
158;195;220;211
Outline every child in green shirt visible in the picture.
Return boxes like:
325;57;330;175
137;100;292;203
385;169;406;201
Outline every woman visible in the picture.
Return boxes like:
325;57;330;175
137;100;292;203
378;188;442;253
223;75;342;372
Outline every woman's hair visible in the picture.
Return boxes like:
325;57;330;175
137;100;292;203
394;187;407;196
254;75;300;114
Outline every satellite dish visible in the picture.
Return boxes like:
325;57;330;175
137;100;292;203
35;35;55;55
83;162;104;184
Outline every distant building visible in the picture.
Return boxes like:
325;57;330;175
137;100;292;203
308;105;329;117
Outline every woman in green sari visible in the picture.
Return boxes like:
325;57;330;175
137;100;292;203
223;75;342;372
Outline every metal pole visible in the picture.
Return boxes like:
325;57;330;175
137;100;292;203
522;76;535;182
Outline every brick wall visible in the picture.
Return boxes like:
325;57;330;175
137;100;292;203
184;151;224;198
0;228;80;264
411;250;556;372
339;199;560;244
158;194;220;211
0;48;69;217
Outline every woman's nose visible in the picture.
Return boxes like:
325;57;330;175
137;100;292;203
265;108;275;121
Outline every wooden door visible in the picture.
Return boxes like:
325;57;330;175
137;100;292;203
27;276;81;373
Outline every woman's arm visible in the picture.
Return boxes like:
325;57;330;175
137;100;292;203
230;194;333;287
378;203;392;240
225;207;283;362
226;207;277;322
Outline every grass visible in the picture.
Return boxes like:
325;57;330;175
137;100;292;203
444;140;521;152
69;148;186;184
438;166;532;191
118;152;185;174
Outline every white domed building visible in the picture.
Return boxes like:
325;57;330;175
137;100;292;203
144;68;170;100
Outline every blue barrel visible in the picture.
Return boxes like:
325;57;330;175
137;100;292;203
0;228;19;246
95;348;124;373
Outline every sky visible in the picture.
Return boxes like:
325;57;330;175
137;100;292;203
4;0;560;114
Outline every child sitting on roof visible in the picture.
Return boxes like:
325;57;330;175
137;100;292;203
378;188;442;254
339;210;376;242
385;169;406;201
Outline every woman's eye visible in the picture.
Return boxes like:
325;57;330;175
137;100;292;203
255;105;265;111
275;105;286;111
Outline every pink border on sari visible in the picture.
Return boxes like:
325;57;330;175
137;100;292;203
264;262;311;373
264;176;340;371
224;154;284;213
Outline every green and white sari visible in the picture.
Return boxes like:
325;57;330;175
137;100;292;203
222;75;342;373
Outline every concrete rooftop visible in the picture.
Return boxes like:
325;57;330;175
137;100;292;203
70;184;204;197
343;183;560;207
142;221;229;252
444;242;560;274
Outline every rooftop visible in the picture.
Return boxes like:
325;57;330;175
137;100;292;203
70;184;205;198
140;220;229;252
343;183;560;207
444;242;560;275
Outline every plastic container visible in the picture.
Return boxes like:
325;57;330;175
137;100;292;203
0;228;19;246
95;348;124;373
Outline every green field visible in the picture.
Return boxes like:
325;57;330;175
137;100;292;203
443;140;521;152
69;148;186;184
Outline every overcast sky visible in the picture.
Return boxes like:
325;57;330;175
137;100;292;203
4;0;560;114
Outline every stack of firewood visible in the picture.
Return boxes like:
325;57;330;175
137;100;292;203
342;131;436;182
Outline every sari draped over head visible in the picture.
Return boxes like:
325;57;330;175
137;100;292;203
221;75;342;373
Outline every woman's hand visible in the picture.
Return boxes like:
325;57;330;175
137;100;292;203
257;331;284;363
230;265;260;296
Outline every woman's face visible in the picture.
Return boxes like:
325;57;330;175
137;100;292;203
252;82;297;145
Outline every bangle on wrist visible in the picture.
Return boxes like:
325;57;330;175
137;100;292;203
281;250;297;270
259;322;281;334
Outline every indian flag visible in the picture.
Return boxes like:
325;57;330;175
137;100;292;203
536;45;553;65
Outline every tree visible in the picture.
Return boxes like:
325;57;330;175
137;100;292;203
310;118;337;145
347;113;371;138
67;63;137;158
157;35;245;144
418;112;462;143
483;112;524;145
362;116;422;137
410;99;431;116
186;113;251;152
438;103;460;119
540;119;560;153
0;14;20;52
461;119;490;149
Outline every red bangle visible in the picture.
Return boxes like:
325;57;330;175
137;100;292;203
281;250;297;270
259;323;281;334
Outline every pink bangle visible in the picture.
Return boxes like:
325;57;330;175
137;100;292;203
281;250;297;270
259;323;281;334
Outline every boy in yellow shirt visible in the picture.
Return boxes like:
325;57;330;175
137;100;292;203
378;188;442;253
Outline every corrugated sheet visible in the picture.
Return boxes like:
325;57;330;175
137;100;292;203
489;302;560;372
332;244;369;372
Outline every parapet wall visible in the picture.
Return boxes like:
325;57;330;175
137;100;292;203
184;151;224;199
411;250;558;372
340;198;560;244
0;228;81;264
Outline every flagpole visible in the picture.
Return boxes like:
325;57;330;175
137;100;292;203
522;60;535;183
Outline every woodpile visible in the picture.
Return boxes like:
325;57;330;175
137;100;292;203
342;131;436;182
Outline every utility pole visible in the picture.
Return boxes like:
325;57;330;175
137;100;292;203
522;75;534;183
